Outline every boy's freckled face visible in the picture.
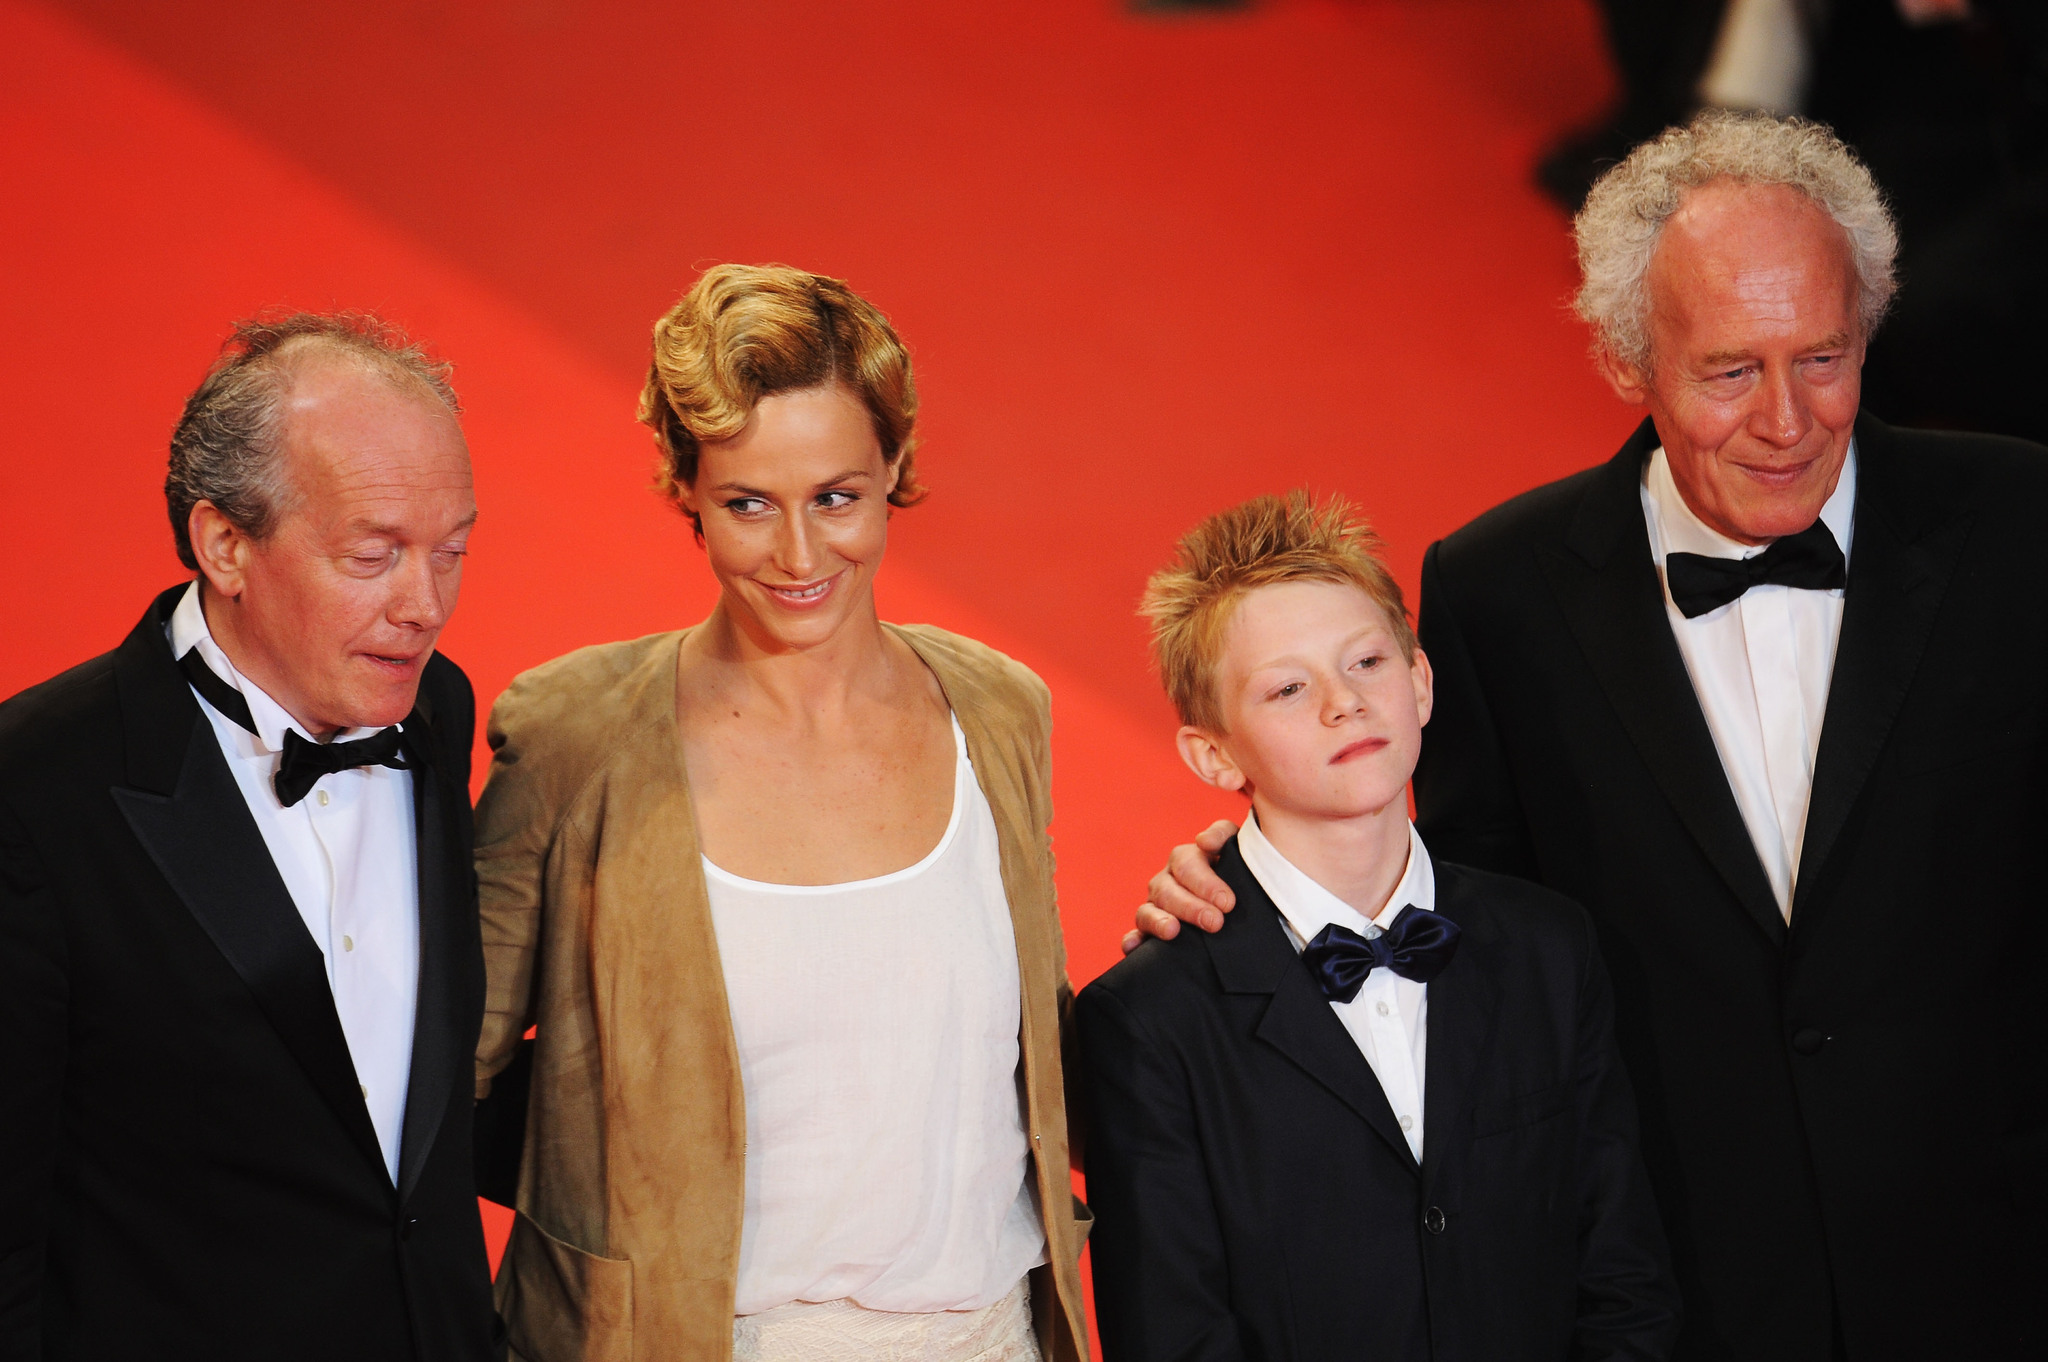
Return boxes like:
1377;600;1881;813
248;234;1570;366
1201;579;1431;820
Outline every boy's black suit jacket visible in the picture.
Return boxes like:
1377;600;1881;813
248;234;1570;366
1077;838;1680;1362
0;585;499;1361
1414;413;2048;1361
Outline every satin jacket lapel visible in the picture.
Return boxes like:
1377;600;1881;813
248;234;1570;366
1210;844;1420;1174
1537;420;1785;945
397;713;461;1202
1418;879;1500;1200
1792;415;1971;923
110;590;388;1182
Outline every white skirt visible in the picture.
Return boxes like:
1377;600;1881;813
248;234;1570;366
731;1277;1039;1362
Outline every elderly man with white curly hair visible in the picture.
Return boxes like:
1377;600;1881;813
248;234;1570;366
1136;111;2048;1360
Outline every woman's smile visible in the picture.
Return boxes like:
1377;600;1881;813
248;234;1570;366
758;571;845;609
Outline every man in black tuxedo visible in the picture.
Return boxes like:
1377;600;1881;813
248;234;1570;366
0;315;500;1360
1138;112;2047;1359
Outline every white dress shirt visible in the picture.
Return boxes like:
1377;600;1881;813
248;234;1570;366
168;581;420;1183
1237;811;1434;1164
706;714;1046;1316
1640;444;1856;918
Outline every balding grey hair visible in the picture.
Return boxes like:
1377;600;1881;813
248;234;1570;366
1572;109;1898;373
165;312;461;570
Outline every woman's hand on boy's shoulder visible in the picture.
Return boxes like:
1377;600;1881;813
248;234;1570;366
1121;820;1242;955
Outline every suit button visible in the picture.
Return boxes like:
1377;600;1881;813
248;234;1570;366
1792;1028;1827;1055
1423;1206;1446;1235
400;1217;417;1241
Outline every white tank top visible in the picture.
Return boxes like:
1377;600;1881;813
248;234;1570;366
704;714;1048;1315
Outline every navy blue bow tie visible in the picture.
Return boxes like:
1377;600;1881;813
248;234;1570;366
1302;908;1462;1003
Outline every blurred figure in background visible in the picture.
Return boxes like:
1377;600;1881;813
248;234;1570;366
1543;0;2048;443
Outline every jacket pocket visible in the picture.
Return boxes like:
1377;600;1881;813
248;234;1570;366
1471;1079;1571;1139
499;1210;634;1362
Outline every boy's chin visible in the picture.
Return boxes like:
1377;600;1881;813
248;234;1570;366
1254;787;1408;826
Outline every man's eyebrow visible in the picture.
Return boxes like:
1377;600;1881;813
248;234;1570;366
1701;332;1853;369
341;509;479;539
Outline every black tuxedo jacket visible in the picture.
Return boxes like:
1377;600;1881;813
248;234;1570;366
1077;839;1679;1362
1414;414;2048;1361
0;585;498;1361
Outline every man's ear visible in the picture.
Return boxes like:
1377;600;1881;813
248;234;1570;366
1597;346;1652;407
1410;645;1434;729
1176;725;1248;793
188;501;252;603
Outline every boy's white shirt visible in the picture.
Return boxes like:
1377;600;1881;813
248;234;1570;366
1237;810;1432;1163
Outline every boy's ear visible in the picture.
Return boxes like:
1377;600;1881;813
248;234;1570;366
1410;645;1434;729
1176;725;1248;793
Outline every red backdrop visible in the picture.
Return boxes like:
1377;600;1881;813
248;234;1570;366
0;0;1633;1344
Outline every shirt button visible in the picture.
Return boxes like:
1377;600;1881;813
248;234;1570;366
359;1083;368;1099
1399;1115;1413;1131
1376;1001;1391;1017
342;935;355;952
316;789;330;807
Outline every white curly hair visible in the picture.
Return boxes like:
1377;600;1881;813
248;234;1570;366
1573;109;1898;372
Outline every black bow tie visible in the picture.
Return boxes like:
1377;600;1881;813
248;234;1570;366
178;648;412;808
1301;907;1462;1004
1664;519;1846;620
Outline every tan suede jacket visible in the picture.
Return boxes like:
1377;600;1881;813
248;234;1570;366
473;624;1090;1362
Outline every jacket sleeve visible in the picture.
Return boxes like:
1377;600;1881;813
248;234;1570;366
0;801;63;1359
1412;539;1539;878
1566;910;1683;1361
472;681;554;1100
1076;979;1246;1362
1032;671;1087;1175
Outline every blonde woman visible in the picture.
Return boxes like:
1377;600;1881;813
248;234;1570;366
473;265;1088;1362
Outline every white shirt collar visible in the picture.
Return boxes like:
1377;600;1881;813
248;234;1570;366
1237;809;1436;950
166;580;374;754
1643;438;1857;568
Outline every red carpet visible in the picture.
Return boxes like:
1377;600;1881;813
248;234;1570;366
0;0;1626;1339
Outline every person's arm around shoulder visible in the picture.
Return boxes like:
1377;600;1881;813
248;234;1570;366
1124;530;1534;954
0;799;63;1359
1076;969;1247;1362
1560;902;1682;1361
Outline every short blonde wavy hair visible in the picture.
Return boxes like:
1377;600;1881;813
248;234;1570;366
639;264;925;529
1142;490;1415;732
1574;109;1898;372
